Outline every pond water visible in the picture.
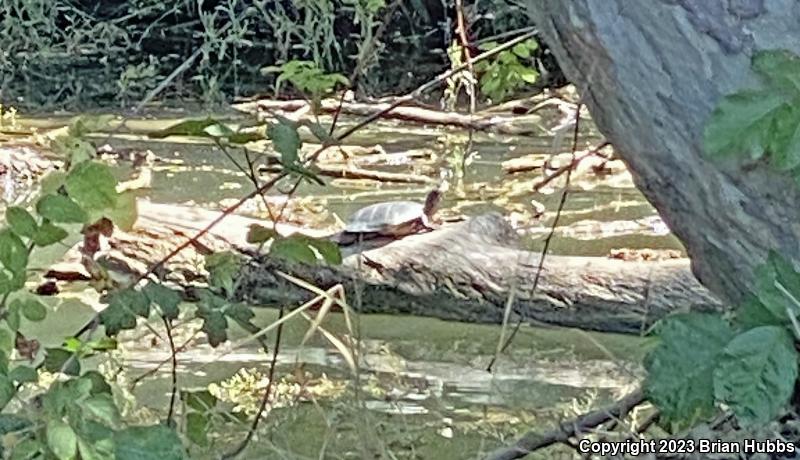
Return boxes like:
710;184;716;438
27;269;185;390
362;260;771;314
6;107;670;458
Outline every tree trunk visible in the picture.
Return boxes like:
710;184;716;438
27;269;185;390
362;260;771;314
524;0;800;305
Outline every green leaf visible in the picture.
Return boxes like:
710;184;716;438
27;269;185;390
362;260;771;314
109;288;150;319
644;313;734;431
6;301;19;332
114;425;186;460
0;327;13;355
747;254;800;325
66;161;118;212
99;299;137;336
108;191;138;232
704;90;786;159
77;437;114;460
11;439;43;460
83;394;121;427
752;49;800;94
511;43;531;58
6;207;37;238
225;302;255;324
713;326;798;426
765;104;800;170
181;390;217;413
736;295;786;329
36;194;87;223
33;221;69;247
185;412;209;446
143;283;181;320
267;120;301;167
53;136;94;167
47;420;78;460
305;237;343;265
245;224;278;244
41;171;67;195
303;121;333;143
82;371;113;395
517;67;539;84
148;118;215;139
86;337;118;352
0;230;27;295
43;348;81;376
18;297;48;322
0;375;16;411
270;236;316;264
199;310;228;348
205;252;242;295
8;365;37;383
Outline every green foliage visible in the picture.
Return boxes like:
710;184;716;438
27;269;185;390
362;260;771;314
36;194;88;224
205;252;243;297
0;230;28;294
263;60;349;100
143;282;181;320
114;425;186;460
704;50;800;178
646;253;800;431
714;326;798;426
246;224;342;265
6;207;38;238
182;390;217;446
266;116;324;185
474;39;539;102
644;313;734;430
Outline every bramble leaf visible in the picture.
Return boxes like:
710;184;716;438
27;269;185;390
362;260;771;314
6;207;37;238
65;161;118;212
114;425;186;460
644;313;734;431
36;194;87;224
713;326;798;426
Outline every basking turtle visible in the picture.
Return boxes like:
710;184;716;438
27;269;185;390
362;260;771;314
333;186;444;245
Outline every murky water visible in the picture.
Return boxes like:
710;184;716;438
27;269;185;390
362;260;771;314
7;110;667;458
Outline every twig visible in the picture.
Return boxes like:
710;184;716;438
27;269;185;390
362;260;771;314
485;388;646;460
163;316;178;427
532;141;611;191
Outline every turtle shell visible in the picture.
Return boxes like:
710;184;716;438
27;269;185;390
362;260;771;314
344;201;426;233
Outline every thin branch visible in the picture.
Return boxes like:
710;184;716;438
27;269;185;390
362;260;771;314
485;388;646;460
163;316;178;427
487;102;584;371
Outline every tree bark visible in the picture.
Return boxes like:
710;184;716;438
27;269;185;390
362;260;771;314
524;0;800;304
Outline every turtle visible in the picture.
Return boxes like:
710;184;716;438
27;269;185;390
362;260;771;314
333;186;444;245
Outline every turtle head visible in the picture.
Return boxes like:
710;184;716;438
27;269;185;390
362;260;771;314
423;182;447;218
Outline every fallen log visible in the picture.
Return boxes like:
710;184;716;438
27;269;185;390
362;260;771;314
237;212;723;333
259;162;437;185
48;202;723;333
236;99;544;135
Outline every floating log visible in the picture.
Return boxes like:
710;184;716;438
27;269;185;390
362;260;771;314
236;99;543;135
